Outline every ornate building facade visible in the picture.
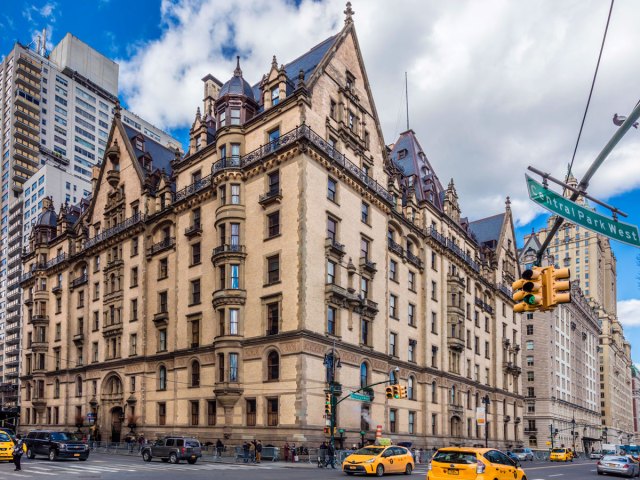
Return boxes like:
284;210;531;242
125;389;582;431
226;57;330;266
19;7;522;448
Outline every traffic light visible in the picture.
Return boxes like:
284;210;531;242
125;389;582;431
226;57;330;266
392;385;400;399
512;266;544;313
398;385;407;399
385;386;393;399
543;266;571;309
325;393;332;415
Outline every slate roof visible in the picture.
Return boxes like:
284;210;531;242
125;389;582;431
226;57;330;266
122;124;175;175
220;72;255;100
35;207;57;228
469;213;505;247
388;130;445;211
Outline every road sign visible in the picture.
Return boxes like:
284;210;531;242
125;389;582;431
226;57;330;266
350;392;372;402
476;407;486;425
526;175;640;247
86;412;96;425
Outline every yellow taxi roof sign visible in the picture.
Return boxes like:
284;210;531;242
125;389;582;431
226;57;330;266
376;438;392;446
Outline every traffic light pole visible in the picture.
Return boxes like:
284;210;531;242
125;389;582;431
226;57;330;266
550;423;555;450
534;100;640;266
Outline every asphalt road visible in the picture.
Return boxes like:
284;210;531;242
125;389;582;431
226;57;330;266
0;453;606;479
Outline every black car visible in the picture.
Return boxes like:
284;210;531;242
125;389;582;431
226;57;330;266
24;430;90;461
141;436;202;464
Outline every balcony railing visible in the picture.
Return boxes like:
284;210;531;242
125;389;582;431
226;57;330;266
212;244;246;258
85;212;146;249
359;257;377;274
475;297;494;315
174;174;213;203
406;250;423;269
325;238;346;257
258;188;282;206
427;227;480;272
185;223;203;237
147;237;175;256
70;274;88;289
497;283;512;298
387;237;404;257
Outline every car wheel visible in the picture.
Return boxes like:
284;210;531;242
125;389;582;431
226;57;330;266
169;452;178;464
375;464;384;477
187;458;197;465
27;448;35;459
142;451;152;462
404;463;412;475
49;449;57;461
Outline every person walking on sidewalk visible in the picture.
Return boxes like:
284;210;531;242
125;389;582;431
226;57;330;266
255;440;262;463
216;438;224;458
242;441;250;463
12;434;25;471
327;442;336;469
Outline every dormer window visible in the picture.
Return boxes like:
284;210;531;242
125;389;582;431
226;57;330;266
398;149;408;159
195;137;202;151
348;110;355;131
271;86;280;106
134;135;144;152
346;71;355;91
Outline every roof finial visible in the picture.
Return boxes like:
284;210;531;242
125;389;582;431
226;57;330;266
234;55;242;76
272;55;278;69
297;69;306;89
505;196;511;211
344;1;354;24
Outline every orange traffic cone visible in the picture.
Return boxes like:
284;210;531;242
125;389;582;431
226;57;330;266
376;425;382;439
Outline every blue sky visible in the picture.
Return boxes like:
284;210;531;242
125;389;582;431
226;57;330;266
3;0;640;359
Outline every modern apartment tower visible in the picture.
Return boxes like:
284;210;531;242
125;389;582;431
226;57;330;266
0;33;180;411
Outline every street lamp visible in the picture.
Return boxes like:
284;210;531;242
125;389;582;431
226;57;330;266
323;341;342;453
481;395;490;448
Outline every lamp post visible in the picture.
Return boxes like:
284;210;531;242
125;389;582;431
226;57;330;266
571;416;576;453
481;395;490;448
324;340;342;454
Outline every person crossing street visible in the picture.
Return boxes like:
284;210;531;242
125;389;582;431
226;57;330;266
12;434;25;471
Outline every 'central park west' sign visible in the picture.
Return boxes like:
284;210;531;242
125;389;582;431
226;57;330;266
526;175;640;248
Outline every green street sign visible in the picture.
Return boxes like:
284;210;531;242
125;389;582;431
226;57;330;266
526;175;640;247
350;392;372;402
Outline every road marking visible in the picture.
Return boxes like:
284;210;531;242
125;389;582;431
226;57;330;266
20;466;57;476
549;475;564;477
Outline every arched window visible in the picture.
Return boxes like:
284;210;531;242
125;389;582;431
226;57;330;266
389;369;397;385
431;381;437;403
267;351;280;381
191;361;200;387
360;363;369;388
450;385;456;405
76;376;83;397
159;366;167;391
54;378;60;399
408;376;415;400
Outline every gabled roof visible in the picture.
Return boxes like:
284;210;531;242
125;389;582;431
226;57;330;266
389;130;445;211
122;124;175;175
469;213;506;247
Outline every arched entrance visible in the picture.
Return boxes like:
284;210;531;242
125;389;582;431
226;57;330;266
450;416;462;438
110;406;124;443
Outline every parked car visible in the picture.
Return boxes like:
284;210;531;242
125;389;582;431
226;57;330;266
141;436;202;464
591;450;604;460
427;447;527;480
342;445;414;476
512;447;535;461
505;451;521;464
597;455;640;477
24;430;89;461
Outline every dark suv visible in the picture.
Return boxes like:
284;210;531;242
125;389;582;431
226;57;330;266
25;430;90;461
141;436;202;464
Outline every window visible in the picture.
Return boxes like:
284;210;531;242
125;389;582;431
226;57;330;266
231;184;240;204
408;303;416;326
408;411;416;434
246;399;257;426
431;312;437;333
230;108;241;125
158;329;167;352
389;294;397;318
407;376;416;400
207;401;217;426
230;265;240;288
158;291;168;313
131;267;138;287
361;202;369;224
389;409;397;433
267;170;280;193
408;340;416;362
191;361;201;387
360;237;370;260
431;281;437;300
191;319;200;348
190;401;199;426
130;334;137;356
408;271;416;291
390;260;397;281
327;216;338;242
526;356;534;367
268;127;280;144
131;299;138;321
360;318;370;346
327;260;336;284
267;302;279;335
267;398;279;426
327;177;337;202
527;371;534;382
526;340;534;350
158;403;166;425
159;366;167;390
360;362;369;388
389;332;397;356
229;353;239;381
131;237;139;256
327;306;337;335
267;255;280;284
159;258;168;279
526;324;533;335
190;279;201;305
267;211;280;237
229;309;239;335
271;85;280;106
267;351;280;380
191;242;201;265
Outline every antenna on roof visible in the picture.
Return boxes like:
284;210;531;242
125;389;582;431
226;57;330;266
405;71;410;131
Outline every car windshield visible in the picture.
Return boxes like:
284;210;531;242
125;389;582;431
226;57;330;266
185;440;200;447
50;432;80;442
433;451;478;465
551;449;565;453
0;433;11;442
512;448;524;453
354;447;385;456
602;456;627;463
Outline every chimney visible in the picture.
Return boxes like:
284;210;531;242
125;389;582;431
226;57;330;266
202;74;222;116
91;165;100;192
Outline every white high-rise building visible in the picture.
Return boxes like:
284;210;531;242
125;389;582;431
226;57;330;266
0;33;181;410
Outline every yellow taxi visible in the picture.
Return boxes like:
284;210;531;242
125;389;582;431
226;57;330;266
427;447;527;480
342;444;414;476
549;448;573;462
0;431;14;462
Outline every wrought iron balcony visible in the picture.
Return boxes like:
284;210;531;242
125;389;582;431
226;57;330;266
147;237;175;256
185;223;203;237
387;238;404;257
325;238;346;257
258;188;282;207
359;257;377;274
70;274;88;289
85;212;146;250
406;250;423;269
175;174;212;203
427;227;479;272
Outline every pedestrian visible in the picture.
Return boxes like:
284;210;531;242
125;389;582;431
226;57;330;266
12;434;25;471
256;440;263;463
216;438;224;457
243;441;250;463
327;442;335;469
138;434;145;452
416;448;422;464
291;443;296;462
284;442;290;462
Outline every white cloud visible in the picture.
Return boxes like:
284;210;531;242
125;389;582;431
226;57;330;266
119;0;640;223
618;299;640;328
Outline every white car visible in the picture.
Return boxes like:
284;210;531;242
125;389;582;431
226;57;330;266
512;447;534;461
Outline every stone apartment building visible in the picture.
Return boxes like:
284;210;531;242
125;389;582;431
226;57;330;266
522;183;633;444
19;6;522;448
